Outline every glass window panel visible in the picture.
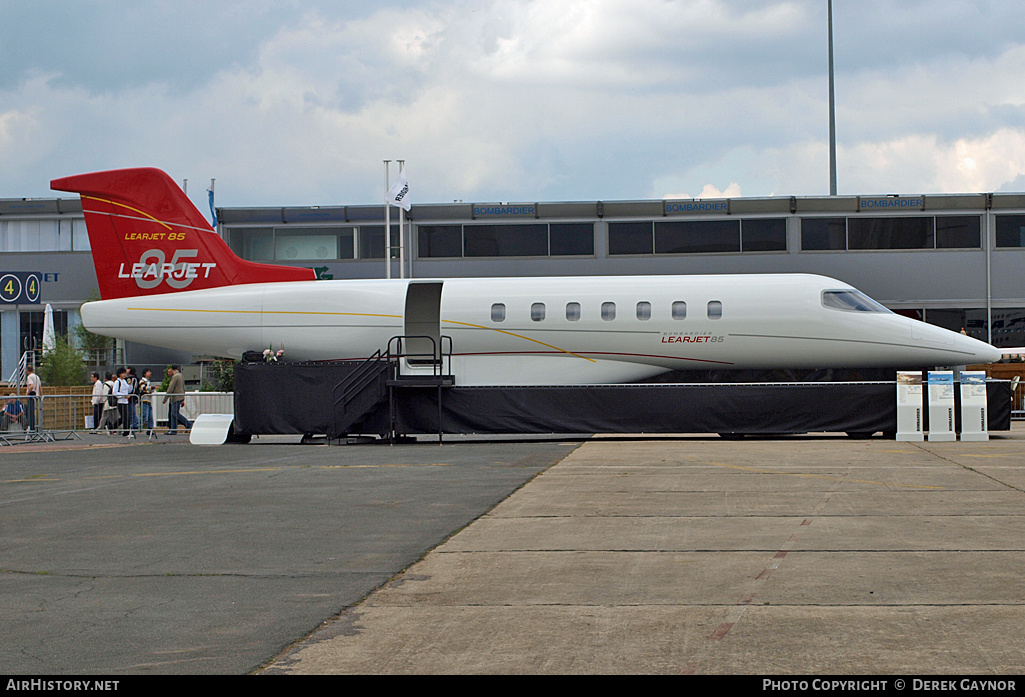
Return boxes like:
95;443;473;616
654;220;740;254
56;219;73;251
566;302;581;321
707;300;722;319
801;218;846;250
608;222;653;255
531;302;546;321
274;228;339;261
601;302;616;321
0;220;60;252
821;290;890;313
417;225;462;258
848;217;934;250
985;308;1025;347
0;222;12;252
963;308;989;343
38;221;59;251
337;227;356;259
72;219;91;251
995;215;1025;248
636;301;651;320
550;223;594;255
238;228;274;260
20;309;67;352
672;301;687;320
359;225;400;259
741;218;787;251
935;216;980;249
226;227;245;257
464;224;547;257
491;303;506;322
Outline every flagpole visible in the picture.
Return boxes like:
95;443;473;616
208;178;218;231
383;160;391;279
828;0;837;196
397;160;405;280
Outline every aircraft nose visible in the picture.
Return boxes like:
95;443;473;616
957;333;1002;364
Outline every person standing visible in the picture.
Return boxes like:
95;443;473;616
162;365;191;435
113;367;133;438
25;365;41;432
98;372;119;434
127;366;141;431
139;368;156;438
89;372;104;432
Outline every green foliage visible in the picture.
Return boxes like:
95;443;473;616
38;333;86;387
202;359;236;392
158;365;173;392
72;321;113;351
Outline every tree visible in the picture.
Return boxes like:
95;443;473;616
38;333;86;387
74;296;115;370
202;359;236;392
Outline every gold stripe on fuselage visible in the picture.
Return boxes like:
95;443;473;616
123;307;596;362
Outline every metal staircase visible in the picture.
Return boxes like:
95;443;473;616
330;350;393;438
330;335;453;441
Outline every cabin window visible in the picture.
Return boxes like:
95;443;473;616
636;302;651;320
672;301;687;320
566;302;581;321
601;302;617;321
531;302;546;321
707;301;722;320
821;290;890;313
491;303;506;322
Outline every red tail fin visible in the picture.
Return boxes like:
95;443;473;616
51;167;315;299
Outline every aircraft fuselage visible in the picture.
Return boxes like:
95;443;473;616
81;273;1001;386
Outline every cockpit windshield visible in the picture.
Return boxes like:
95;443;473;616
821;290;891;313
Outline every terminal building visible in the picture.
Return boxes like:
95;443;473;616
2;189;1025;380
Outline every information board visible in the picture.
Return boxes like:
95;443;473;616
896;371;924;441
927;371;956;441
959;371;989;441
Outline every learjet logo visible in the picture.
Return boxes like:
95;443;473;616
117;249;217;289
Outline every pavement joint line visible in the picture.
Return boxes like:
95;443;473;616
681;470;851;674
698;460;946;489
909;442;1025;494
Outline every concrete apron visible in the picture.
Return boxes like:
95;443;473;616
264;429;1025;675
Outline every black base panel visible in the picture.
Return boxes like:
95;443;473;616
233;362;1011;436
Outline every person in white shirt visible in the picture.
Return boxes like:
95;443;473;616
113;367;133;438
25;365;41;432
90;372;104;432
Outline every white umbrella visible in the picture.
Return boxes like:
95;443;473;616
42;303;55;353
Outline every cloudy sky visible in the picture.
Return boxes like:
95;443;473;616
2;0;1024;212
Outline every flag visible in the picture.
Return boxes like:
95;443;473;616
207;179;218;229
386;166;411;211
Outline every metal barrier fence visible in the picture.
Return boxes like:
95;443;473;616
0;391;234;444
